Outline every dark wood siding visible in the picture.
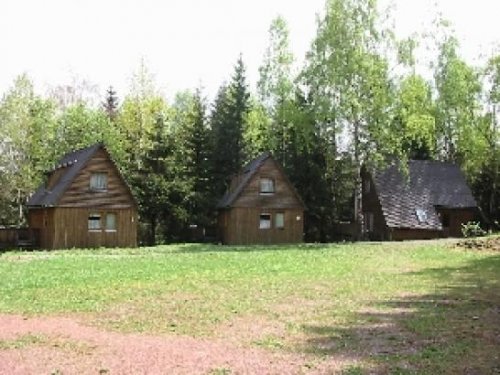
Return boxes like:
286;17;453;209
28;147;137;249
218;156;305;245
437;208;476;238
233;158;303;209
28;208;55;249
361;171;389;240
50;208;137;249
59;148;135;208
219;207;303;245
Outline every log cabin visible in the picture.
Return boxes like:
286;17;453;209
362;160;479;240
217;152;305;245
27;143;137;249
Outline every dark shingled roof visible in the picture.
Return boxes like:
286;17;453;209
372;160;478;230
27;143;104;207
216;152;272;209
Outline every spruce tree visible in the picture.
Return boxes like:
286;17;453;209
210;56;250;199
102;86;119;121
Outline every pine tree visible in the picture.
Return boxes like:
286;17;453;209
210;56;250;199
102;86;119;121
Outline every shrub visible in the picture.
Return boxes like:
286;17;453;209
461;221;486;238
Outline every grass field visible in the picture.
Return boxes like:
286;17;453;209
1;240;499;374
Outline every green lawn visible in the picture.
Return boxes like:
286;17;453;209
1;240;499;374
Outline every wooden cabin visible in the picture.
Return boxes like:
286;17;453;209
27;143;137;249
362;160;478;240
217;152;305;245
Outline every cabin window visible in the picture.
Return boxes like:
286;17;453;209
275;213;284;229
364;212;374;232
259;213;271;229
88;213;101;230
259;178;275;194
90;172;108;191
106;213;117;231
415;209;428;224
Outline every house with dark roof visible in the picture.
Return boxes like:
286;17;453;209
216;152;305;245
27;143;138;249
362;160;479;240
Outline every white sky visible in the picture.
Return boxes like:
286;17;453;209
1;0;499;102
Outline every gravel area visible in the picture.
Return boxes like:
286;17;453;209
0;314;346;374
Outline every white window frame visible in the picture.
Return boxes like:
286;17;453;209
259;178;275;195
259;213;272;229
275;212;285;229
105;213;117;232
88;213;102;231
90;172;108;191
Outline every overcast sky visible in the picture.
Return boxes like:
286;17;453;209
1;0;499;101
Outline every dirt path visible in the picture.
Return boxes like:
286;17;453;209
0;314;348;374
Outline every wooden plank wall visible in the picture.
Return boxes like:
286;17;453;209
233;158;303;209
220;207;304;245
436;208;476;238
52;208;137;249
58;148;135;209
0;229;17;248
28;208;55;248
362;171;389;240
0;228;40;249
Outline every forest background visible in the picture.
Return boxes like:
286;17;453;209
1;0;499;243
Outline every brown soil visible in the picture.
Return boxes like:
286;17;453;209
0;314;351;374
456;236;500;251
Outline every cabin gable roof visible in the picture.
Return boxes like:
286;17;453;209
369;160;478;231
217;152;305;210
27;143;136;208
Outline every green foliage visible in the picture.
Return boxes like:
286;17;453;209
434;36;482;165
461;222;486;238
301;0;395;232
0;74;57;224
394;74;436;160
210;56;250;199
102;86;119;121
0;1;499;235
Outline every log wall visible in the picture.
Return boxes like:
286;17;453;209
232;158;303;209
59;148;135;208
219;207;304;245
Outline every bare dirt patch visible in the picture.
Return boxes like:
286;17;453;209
0;314;355;374
456;236;500;251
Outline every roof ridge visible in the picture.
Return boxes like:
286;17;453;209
27;143;104;207
217;152;272;208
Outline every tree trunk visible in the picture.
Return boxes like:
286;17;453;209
353;119;364;240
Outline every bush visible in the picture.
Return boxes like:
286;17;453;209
461;221;486;238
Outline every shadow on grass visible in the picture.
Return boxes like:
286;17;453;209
300;254;500;374
164;242;351;254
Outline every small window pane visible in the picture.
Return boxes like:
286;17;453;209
106;213;117;231
88;213;101;230
275;213;284;229
259;213;271;229
416;209;428;223
260;178;275;194
90;173;108;190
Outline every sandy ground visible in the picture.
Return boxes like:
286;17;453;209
0;314;350;375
